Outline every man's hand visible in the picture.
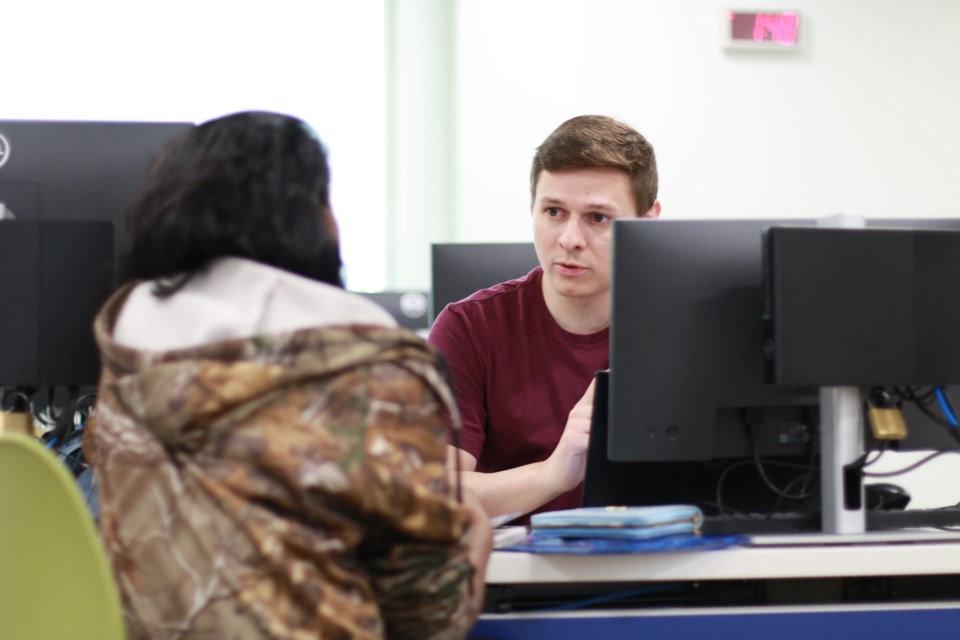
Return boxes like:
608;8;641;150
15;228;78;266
545;377;596;493
446;375;599;518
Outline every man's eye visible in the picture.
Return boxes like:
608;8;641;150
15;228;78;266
592;213;610;223
546;207;562;216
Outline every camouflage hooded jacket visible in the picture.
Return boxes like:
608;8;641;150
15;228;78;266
84;281;476;639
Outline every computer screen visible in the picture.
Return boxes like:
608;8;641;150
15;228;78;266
0;119;193;257
429;243;539;324
603;218;821;524
0;221;113;387
764;225;960;388
0;120;193;388
609;218;821;463
602;217;960;529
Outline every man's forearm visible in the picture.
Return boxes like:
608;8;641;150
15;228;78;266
457;462;563;518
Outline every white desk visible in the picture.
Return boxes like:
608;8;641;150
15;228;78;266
486;531;960;584
473;533;960;639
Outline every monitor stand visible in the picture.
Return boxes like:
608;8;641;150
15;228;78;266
820;386;866;534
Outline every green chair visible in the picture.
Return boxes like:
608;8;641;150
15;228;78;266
0;433;124;639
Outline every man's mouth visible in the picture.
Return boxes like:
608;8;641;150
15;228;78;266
554;262;588;276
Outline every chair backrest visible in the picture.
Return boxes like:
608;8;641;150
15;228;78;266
0;433;124;639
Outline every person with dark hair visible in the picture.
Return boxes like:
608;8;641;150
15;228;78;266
84;110;491;639
429;115;661;520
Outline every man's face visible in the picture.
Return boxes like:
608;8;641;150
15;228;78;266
532;167;654;308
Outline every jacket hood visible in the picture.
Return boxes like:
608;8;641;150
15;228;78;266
93;285;458;449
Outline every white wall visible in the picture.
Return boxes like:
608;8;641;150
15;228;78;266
452;0;960;249
4;0;958;515
1;0;387;291
5;1;960;291
446;0;960;512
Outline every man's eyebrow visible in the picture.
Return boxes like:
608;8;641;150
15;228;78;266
538;196;618;212
584;202;618;213
538;197;566;207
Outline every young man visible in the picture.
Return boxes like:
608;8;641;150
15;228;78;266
429;115;661;518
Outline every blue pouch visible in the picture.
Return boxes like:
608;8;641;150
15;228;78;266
529;505;703;540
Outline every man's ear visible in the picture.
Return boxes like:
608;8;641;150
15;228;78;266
643;200;662;219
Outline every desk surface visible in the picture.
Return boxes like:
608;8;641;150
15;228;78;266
486;531;960;584
480;531;960;639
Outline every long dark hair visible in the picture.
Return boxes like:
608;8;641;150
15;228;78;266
117;110;343;295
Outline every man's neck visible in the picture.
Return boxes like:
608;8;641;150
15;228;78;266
542;288;610;335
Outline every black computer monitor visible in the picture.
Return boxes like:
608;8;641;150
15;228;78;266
601;217;960;530
609;218;822;463
764;225;960;388
429;243;539;324
602;218;821;525
0;119;193;257
0;221;113;387
0;120;193;388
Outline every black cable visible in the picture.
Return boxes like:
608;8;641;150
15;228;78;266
56;430;90;477
742;419;818;501
1;387;30;412
775;471;819;506
897;386;937;406
703;483;808;533
890;386;960;444
862;449;960;479
47;386;80;449
751;445;818;501
846;444;887;476
714;457;817;520
862;443;889;468
539;583;685;612
29;388;57;428
905;393;953;429
714;459;756;517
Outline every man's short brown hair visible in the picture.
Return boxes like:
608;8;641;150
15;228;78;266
530;115;658;214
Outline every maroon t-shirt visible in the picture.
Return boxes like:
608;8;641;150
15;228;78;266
428;267;609;514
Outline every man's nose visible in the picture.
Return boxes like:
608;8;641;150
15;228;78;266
558;218;585;249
